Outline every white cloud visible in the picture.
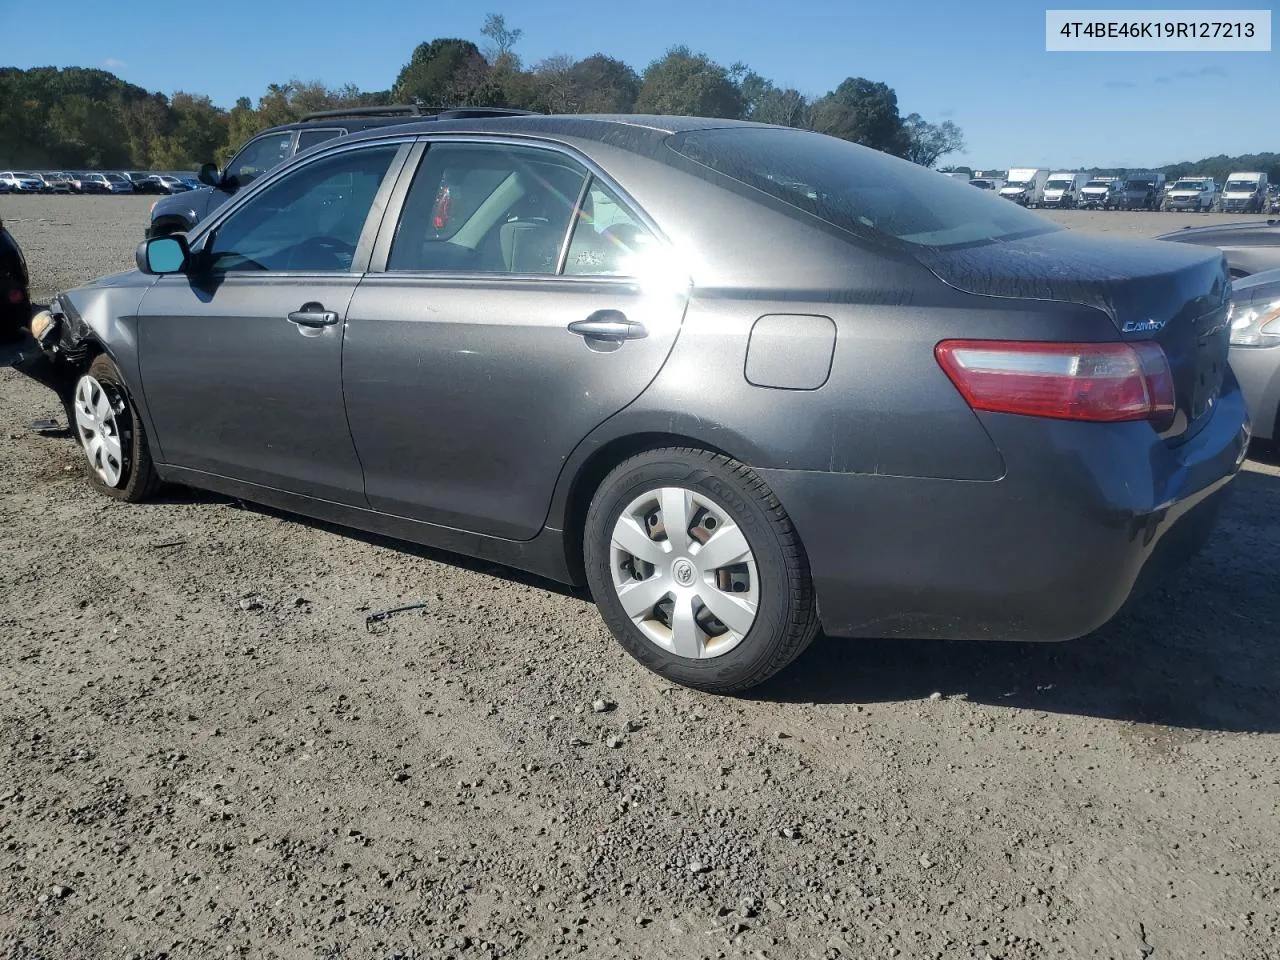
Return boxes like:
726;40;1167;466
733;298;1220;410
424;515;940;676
103;58;128;70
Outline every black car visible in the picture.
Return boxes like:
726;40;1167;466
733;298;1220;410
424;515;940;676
1156;219;1280;277
146;105;536;237
1;218;31;342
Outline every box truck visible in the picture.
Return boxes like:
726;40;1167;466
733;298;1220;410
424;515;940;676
998;168;1049;207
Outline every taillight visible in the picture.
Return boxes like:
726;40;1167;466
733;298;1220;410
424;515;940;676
935;340;1175;429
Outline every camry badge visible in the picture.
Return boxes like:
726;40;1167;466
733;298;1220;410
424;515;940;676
1122;318;1166;334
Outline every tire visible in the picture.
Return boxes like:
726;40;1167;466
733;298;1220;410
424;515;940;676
70;354;161;502
583;447;819;694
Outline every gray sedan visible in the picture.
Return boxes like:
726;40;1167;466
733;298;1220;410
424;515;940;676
27;115;1248;693
1157;219;1280;277
1227;268;1280;441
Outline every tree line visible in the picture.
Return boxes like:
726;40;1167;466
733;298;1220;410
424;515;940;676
0;13;965;171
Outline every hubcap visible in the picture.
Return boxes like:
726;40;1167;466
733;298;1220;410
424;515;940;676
73;375;125;487
609;486;759;660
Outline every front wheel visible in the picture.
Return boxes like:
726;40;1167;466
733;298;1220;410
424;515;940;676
71;354;161;502
584;448;819;694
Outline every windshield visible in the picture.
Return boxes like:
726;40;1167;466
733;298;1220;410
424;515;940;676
1172;181;1203;191
17;172;38;179
1003;181;1029;189
667;127;1055;250
1045;179;1073;190
1225;180;1257;193
105;174;124;182
1084;180;1110;189
1128;180;1154;189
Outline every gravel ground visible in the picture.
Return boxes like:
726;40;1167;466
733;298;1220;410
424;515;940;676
1;195;1278;960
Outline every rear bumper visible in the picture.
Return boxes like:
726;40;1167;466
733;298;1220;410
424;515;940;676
760;379;1249;642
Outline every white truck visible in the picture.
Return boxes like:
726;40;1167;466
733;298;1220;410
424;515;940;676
1219;172;1269;213
1162;176;1217;212
1039;172;1089;209
998;168;1049;207
1078;176;1121;210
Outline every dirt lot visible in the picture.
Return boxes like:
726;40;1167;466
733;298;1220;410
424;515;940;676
1;196;1278;960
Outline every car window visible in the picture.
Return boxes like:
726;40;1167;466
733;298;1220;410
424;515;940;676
387;142;587;275
667;127;1058;251
563;179;659;277
296;128;345;152
227;132;295;187
207;145;397;274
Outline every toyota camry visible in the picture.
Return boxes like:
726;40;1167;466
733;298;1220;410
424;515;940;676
27;114;1249;693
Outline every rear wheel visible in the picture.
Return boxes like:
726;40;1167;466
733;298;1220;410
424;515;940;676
584;448;819;694
72;354;161;502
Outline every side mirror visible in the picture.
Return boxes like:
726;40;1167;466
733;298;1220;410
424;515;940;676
197;162;221;188
136;235;190;275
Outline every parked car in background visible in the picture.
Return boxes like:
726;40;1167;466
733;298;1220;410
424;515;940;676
1117;172;1165;210
1157;219;1280;277
1163;177;1217;212
1220;172;1269;213
32;113;1247;693
72;173;111;194
1040;172;1088;209
967;177;1004;192
0;171;45;193
103;173;133;194
1078;177;1121;210
146;105;535;237
43;172;75;194
1269;185;1280;214
0;217;31;342
1224;268;1280;443
151;175;194;194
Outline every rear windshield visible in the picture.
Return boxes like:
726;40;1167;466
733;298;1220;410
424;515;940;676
666;127;1056;250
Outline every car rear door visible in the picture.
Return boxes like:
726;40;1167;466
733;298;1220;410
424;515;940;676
341;138;688;540
136;140;409;505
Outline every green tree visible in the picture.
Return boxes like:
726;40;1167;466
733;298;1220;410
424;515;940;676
634;46;742;118
394;38;491;107
810;77;908;155
902;113;966;167
565;54;640;113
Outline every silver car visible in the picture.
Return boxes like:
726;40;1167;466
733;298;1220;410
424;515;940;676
27;115;1247;693
1227;268;1280;441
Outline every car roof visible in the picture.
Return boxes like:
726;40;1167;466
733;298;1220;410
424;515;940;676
336;113;774;153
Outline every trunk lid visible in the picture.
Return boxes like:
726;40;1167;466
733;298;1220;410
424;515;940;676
914;229;1232;439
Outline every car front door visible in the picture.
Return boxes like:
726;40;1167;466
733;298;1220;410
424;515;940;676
342;139;689;540
136;140;408;505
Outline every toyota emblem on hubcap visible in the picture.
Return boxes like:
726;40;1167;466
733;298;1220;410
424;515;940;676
672;558;696;586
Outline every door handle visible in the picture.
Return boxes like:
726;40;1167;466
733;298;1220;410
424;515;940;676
288;302;340;328
568;311;647;342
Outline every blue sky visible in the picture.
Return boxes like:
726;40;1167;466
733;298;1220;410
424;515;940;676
5;0;1276;167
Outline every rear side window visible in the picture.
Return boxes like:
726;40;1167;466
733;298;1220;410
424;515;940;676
563;179;658;277
387;142;588;275
667;127;1057;250
296;128;346;152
